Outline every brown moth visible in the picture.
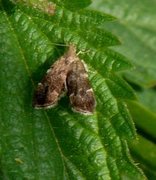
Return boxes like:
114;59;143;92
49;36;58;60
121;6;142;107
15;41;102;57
66;57;96;114
33;44;96;114
33;45;76;108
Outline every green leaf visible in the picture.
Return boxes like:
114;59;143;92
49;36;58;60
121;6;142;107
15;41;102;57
13;0;92;11
54;0;92;11
90;1;156;179
127;100;156;141
0;0;145;179
130;135;156;180
90;0;156;88
127;100;156;179
136;88;156;114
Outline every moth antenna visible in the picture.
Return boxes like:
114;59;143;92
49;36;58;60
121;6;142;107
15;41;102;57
52;43;68;47
76;49;90;56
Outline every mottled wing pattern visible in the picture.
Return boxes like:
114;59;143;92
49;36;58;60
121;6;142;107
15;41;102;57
67;59;96;114
33;45;96;114
33;46;76;108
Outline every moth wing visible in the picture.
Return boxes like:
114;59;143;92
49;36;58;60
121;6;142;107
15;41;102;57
33;57;68;108
33;45;77;109
67;60;96;114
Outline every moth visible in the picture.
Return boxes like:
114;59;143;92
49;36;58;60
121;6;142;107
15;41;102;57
33;45;76;108
33;45;96;114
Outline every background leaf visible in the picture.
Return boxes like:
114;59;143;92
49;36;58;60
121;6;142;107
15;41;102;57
91;0;156;88
137;88;156;114
91;0;156;179
0;0;146;179
130;134;156;180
